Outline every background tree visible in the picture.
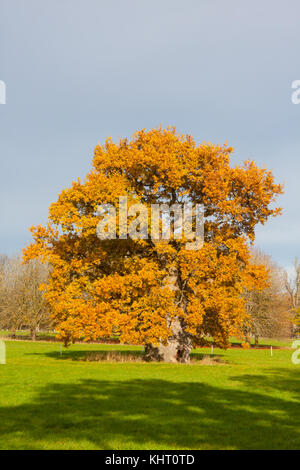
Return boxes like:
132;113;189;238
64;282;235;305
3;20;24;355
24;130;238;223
0;256;26;336
0;256;51;339
23;128;283;362
244;249;292;344
284;258;300;335
0;255;10;330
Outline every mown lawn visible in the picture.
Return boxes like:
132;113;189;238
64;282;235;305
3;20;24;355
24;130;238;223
0;340;299;450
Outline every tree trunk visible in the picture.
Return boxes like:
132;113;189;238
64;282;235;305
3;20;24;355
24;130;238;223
11;327;16;339
244;333;250;344
144;262;192;363
144;318;192;363
30;328;37;341
254;334;259;347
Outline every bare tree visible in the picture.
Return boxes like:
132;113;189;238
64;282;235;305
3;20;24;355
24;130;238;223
0;255;9;329
0;255;51;339
22;259;52;339
284;258;300;309
244;249;292;344
284;258;300;335
0;256;26;336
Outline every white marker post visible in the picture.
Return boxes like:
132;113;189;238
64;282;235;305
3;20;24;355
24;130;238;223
270;346;273;357
211;344;214;355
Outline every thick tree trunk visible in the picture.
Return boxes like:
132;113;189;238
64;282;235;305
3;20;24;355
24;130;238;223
144;318;192;363
145;262;192;363
254;334;259;347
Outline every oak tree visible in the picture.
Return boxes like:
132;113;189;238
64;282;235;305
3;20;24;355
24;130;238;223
23;128;282;362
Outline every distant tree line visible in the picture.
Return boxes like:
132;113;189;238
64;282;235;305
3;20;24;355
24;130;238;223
0;250;298;344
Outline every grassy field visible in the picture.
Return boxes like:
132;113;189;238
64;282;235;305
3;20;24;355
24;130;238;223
0;339;299;450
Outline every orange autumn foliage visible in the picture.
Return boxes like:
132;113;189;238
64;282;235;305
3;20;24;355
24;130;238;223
23;128;283;348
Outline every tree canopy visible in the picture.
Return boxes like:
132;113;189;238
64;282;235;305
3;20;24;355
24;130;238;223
23;128;283;361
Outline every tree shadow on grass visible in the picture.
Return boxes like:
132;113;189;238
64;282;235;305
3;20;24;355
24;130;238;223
0;369;300;449
230;367;300;399
27;349;226;363
27;348;145;362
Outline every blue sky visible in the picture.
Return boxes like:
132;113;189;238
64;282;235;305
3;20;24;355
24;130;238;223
1;0;300;268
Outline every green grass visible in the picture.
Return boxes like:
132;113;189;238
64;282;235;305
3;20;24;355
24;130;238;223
0;329;292;347
0;339;299;449
0;330;56;340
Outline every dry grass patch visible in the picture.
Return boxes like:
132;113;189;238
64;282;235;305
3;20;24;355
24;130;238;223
82;351;144;363
82;350;227;364
191;355;227;365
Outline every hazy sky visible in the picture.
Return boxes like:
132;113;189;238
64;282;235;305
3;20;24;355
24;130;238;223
1;0;300;268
